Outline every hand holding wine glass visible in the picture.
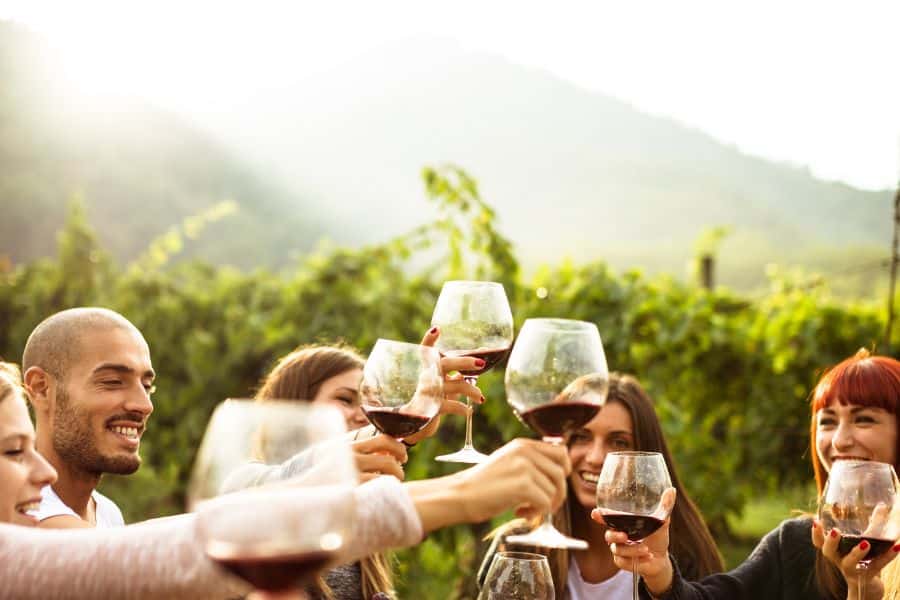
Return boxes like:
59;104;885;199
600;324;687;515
359;339;444;442
505;317;608;549
188;400;357;595
816;460;900;600
477;552;555;600
431;280;514;464
595;451;676;600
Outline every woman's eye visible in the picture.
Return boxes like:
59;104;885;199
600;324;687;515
568;432;591;444
818;419;836;428
612;438;631;449
4;449;24;459
335;396;354;406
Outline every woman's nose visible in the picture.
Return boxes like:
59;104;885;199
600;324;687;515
30;450;58;487
832;422;855;451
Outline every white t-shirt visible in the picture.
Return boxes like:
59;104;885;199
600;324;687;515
567;558;633;600
34;484;125;528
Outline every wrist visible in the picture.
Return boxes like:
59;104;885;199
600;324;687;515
405;472;468;533
643;558;674;598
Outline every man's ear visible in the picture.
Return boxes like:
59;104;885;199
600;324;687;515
23;366;53;413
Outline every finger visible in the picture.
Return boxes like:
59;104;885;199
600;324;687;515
421;327;439;347
359;472;382;483
820;526;842;563
443;379;484;404
603;527;630;546
438;398;470;417
609;541;651;560
868;540;900;572
811;519;826;550
441;356;482;374
354;435;408;463
660;487;677;515
591;508;608;527
355;454;405;481
842;537;873;572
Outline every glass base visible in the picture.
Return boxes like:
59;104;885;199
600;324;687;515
506;522;589;550
435;445;489;464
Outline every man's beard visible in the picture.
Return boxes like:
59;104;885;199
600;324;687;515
52;386;142;476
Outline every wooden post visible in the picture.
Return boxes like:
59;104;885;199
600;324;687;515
700;255;714;290
886;186;900;352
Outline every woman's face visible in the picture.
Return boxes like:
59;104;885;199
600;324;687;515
0;394;57;525
815;400;898;472
312;369;368;430
567;396;635;510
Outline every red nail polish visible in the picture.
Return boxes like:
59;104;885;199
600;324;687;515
429;327;438;335
860;540;870;551
893;544;900;552
480;395;486;403
474;358;486;367
830;529;838;539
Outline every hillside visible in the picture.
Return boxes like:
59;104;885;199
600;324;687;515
197;39;893;292
0;21;329;269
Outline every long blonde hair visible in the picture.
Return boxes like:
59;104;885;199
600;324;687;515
256;344;395;599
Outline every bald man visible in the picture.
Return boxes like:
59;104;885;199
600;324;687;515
22;307;155;528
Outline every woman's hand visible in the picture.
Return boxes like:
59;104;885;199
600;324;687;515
405;438;571;533
351;434;407;482
812;519;899;600
403;327;484;444
455;438;571;522
590;488;677;596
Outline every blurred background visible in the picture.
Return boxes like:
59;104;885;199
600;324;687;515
1;1;898;597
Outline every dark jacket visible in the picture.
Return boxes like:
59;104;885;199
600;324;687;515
645;518;825;600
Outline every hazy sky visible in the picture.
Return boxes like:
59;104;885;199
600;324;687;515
2;0;898;191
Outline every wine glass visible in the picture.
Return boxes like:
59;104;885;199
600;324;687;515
431;280;514;464
596;451;674;600
505;317;609;549
477;551;555;600
819;460;900;600
187;399;358;594
359;339;444;441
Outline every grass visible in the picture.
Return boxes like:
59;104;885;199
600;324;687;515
718;484;817;568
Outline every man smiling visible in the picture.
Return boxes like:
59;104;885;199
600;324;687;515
21;307;155;528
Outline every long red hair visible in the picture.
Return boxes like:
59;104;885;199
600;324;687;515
809;349;900;495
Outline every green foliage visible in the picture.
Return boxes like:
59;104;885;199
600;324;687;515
0;165;892;598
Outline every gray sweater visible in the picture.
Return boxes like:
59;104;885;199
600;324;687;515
645;518;829;600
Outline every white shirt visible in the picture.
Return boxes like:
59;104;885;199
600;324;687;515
567;558;633;600
34;484;126;528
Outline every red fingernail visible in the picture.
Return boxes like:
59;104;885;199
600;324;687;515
893;544;900;552
830;529;838;538
860;540;870;551
474;358;486;367
480;395;486;403
429;327;438;335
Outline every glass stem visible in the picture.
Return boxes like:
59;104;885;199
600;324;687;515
858;562;867;600
632;555;639;600
462;376;478;449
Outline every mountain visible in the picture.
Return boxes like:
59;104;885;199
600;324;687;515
196;39;894;293
0;21;330;269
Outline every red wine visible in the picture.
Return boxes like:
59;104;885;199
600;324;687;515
519;402;601;438
442;346;511;377
208;547;334;592
363;407;431;438
837;535;894;559
601;512;665;541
